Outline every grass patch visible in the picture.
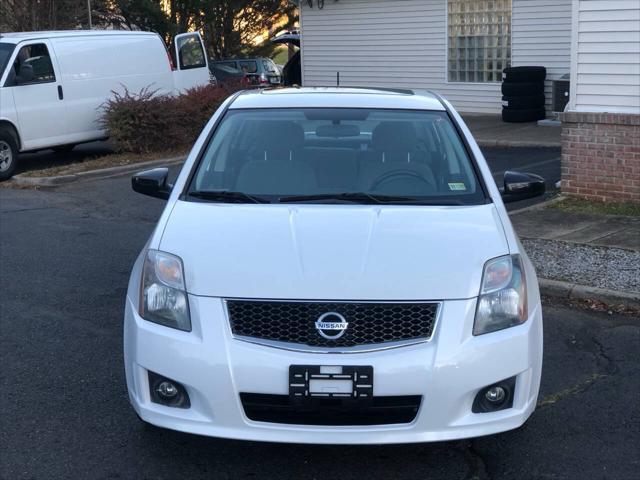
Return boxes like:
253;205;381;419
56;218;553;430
548;197;640;217
271;45;292;66
18;150;186;178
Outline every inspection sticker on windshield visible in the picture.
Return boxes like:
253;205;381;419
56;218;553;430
448;182;467;191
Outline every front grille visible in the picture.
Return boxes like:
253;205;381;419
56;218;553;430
226;300;439;348
240;393;422;426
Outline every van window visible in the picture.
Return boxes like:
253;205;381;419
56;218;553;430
0;43;16;82
14;43;55;84
177;35;206;70
238;61;258;74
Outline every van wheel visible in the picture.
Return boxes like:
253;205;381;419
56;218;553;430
53;144;76;154
0;129;18;181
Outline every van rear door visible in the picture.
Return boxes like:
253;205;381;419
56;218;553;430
173;33;210;91
7;39;68;150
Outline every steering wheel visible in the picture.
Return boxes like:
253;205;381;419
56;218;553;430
370;169;433;192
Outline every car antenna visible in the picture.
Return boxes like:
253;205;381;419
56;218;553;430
336;71;340;87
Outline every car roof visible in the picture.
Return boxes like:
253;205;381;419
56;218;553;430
229;87;446;111
0;30;157;44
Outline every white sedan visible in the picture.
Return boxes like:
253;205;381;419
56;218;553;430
124;87;545;444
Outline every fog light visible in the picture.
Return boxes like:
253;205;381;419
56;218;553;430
148;371;190;408
485;386;506;403
472;376;516;413
157;381;179;399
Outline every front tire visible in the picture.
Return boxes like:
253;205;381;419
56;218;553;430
0;128;19;181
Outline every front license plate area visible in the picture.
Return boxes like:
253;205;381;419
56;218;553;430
289;365;373;406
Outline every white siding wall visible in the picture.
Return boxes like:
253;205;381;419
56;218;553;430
569;0;640;114
512;0;572;113
300;0;572;114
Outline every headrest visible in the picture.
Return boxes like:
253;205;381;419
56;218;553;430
372;122;418;151
253;121;305;152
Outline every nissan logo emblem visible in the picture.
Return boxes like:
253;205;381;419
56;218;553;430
315;312;348;340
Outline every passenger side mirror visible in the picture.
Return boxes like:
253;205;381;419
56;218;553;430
500;171;546;204
132;168;173;200
15;64;34;85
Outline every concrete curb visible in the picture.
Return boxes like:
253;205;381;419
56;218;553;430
476;139;561;148
508;194;566;215
539;278;640;310
12;156;185;187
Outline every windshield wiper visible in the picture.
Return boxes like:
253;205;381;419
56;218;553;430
277;192;464;205
277;192;412;204
188;190;270;204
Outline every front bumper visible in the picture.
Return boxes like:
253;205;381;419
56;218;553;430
124;295;543;444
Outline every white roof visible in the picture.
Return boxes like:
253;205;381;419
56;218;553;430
0;30;157;44
230;87;446;111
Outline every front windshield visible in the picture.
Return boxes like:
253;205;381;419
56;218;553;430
0;43;16;82
188;108;486;205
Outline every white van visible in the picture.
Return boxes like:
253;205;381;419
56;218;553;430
0;30;211;180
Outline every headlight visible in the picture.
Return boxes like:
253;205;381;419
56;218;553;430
473;254;527;335
139;250;191;331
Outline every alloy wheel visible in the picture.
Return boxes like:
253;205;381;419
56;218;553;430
0;140;13;172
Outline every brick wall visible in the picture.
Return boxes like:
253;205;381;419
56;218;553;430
560;112;640;203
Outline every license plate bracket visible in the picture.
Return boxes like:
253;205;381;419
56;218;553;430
289;365;373;405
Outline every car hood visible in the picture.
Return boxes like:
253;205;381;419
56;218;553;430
159;201;509;300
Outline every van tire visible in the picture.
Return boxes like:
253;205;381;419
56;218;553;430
502;107;546;123
52;144;76;154
501;82;545;96
0;127;19;181
502;66;547;83
502;94;546;109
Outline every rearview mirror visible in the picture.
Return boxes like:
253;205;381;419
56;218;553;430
132;168;172;200
500;171;545;204
15;64;34;85
316;124;361;138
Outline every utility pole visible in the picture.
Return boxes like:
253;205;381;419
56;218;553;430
87;0;92;29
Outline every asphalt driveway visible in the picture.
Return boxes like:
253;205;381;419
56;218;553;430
1;156;637;480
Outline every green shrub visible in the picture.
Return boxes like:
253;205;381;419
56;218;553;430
102;82;243;153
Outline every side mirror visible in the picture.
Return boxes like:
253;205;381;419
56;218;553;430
501;171;546;204
15;64;34;85
132;168;173;200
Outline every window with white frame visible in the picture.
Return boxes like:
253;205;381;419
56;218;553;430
447;0;512;83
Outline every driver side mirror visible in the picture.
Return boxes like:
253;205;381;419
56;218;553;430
15;64;34;85
500;171;546;204
132;168;173;200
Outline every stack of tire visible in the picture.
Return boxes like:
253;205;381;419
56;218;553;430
501;66;547;123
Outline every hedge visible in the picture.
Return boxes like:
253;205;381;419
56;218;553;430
102;82;243;153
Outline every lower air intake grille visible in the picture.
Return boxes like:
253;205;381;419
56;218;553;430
240;393;422;426
226;300;439;348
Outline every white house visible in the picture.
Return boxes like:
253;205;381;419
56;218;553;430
566;0;640;114
299;0;639;115
298;0;640;203
299;0;573;114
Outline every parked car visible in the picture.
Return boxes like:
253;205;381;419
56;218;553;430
0;30;210;180
208;62;248;85
125;87;546;444
211;58;281;86
271;30;301;86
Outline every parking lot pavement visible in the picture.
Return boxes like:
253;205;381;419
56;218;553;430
3;155;636;480
14;141;116;176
